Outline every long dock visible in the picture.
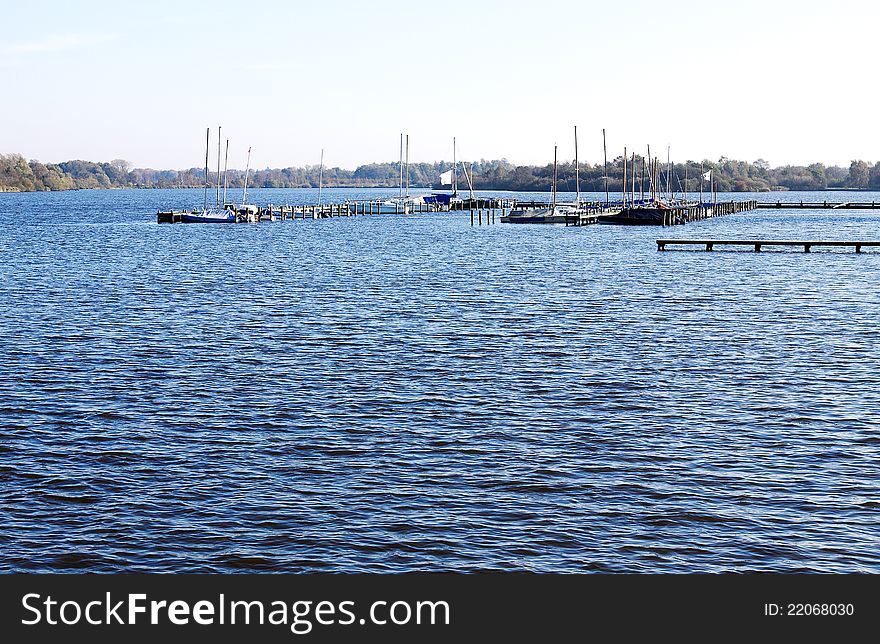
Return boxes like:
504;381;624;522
159;196;517;224
593;200;758;226
657;239;880;253
159;196;880;226
756;201;880;209
667;200;757;224
159;199;436;223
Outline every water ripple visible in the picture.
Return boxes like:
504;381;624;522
1;188;879;572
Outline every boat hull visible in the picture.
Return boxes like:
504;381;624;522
180;210;237;223
501;206;581;224
377;203;406;214
598;208;666;225
501;213;568;224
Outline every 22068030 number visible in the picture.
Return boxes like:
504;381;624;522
765;603;854;616
788;604;854;616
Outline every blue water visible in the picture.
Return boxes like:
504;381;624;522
1;188;879;573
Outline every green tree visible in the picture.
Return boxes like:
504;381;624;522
847;160;869;189
869;162;880;190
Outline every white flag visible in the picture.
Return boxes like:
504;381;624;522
439;170;453;185
701;170;712;181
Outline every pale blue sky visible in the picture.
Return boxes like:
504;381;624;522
2;0;876;169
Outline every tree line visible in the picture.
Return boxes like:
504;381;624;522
3;152;880;193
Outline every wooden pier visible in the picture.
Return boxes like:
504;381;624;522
159;199;431;223
265;199;440;218
593;200;758;226
565;203;619;226
755;201;880;209
452;197;511;211
473;198;758;227
657;200;757;225
158;196;521;224
657;239;880;253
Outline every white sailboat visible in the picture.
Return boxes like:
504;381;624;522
502;127;604;224
377;133;425;213
183;127;236;223
502;142;578;223
424;137;465;210
224;145;258;221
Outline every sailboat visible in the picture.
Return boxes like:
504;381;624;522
377;134;426;214
223;145;259;221
597;145;689;225
502;135;583;224
424;137;464;210
181;126;237;223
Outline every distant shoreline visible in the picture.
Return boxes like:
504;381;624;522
5;185;880;195
2;152;879;193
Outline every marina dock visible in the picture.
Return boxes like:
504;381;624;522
158;196;880;227
592;200;758;226
159;197;514;224
657;239;880;253
755;201;880;209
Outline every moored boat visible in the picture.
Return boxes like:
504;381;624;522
501;204;578;224
180;207;237;223
501;143;577;224
598;204;668;225
376;195;426;214
597;199;699;225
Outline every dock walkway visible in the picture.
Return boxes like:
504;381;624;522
657;239;880;253
159;197;516;224
755;201;880;209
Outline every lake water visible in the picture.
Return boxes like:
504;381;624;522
1;188;878;572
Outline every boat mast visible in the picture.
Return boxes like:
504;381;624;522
699;161;704;205
622;146;627;209
405;135;409;198
655;159;660;203
658;160;662;202
631;152;636;206
216;126;221;206
640;155;645;201
465;162;475;200
666;145;671;201
684;163;688;204
574;125;580;206
243;146;251;205
629;152;636;207
223;139;229;205
203;127;209;211
318;148;324;206
453;136;457;196
552;144;558;214
602;128;609;206
399;133;403;198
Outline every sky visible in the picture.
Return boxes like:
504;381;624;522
1;0;877;170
